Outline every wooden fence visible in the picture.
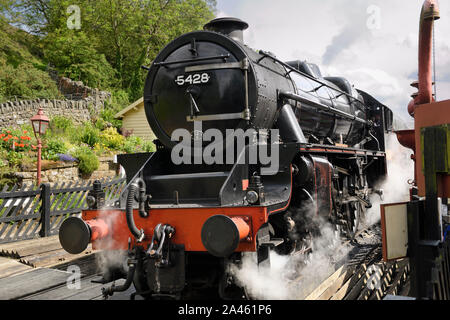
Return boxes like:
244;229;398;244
0;177;126;244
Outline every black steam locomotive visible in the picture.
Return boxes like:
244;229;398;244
59;17;393;300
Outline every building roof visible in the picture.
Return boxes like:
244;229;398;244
114;97;144;119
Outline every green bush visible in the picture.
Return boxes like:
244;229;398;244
0;59;60;102
143;141;156;153
43;139;68;161
71;146;99;175
122;136;143;154
100;127;124;150
80;124;101;148
6;151;23;167
51;116;74;133
100;108;122;130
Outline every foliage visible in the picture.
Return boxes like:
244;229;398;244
71;145;99;175
142;141;156;153
80;123;101;148
100;127;124;150
42;139;68;161
122;135;143;154
43;31;117;89
0;120;156;179
0;58;59;101
0;128;34;153
50;116;74;133
0;0;216;102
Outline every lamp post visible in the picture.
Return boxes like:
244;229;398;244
30;108;50;186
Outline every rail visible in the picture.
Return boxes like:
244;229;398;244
0;177;126;244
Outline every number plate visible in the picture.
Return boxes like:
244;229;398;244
175;73;211;86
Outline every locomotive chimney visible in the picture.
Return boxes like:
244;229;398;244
409;0;440;117
204;17;249;43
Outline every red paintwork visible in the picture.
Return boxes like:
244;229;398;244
231;217;251;241
409;0;440;116
86;219;109;242
83;207;269;252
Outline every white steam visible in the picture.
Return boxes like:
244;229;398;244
95;211;128;276
229;206;350;300
365;133;414;226
229;133;414;300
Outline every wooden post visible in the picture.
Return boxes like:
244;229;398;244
39;184;51;238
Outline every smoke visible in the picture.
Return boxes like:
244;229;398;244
365;133;414;226
95;211;128;277
229;204;350;300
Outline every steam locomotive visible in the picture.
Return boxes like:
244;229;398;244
59;17;393;300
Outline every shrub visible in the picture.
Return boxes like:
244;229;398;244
0;60;60;102
77;152;99;175
100;108;122;130
43;139;68;161
100;127;124;150
143;141;156;153
6;151;23;167
80;124;101;148
51;116;74;133
122;136;143;154
71;146;99;175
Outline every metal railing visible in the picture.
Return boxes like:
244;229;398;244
0;177;126;244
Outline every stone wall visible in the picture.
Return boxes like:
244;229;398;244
48;69;111;101
0;96;108;128
14;157;120;185
0;71;111;129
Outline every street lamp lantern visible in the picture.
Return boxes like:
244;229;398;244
30;108;50;186
31;108;50;137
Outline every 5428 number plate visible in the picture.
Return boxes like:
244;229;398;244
175;73;210;86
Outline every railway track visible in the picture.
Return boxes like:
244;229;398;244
0;223;411;300
286;224;411;300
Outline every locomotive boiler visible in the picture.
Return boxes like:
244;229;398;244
59;17;393;300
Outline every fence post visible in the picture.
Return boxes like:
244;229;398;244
39;184;51;238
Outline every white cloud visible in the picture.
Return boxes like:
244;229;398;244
216;0;450;125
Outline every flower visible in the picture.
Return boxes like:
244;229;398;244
57;154;77;162
23;130;28;134
31;145;37;150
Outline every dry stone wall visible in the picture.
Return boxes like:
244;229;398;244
14;157;120;185
0;72;111;129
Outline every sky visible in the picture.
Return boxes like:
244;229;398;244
215;0;450;128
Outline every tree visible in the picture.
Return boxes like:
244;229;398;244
0;0;216;101
43;31;117;88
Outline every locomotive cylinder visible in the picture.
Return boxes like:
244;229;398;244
201;215;250;258
59;217;109;254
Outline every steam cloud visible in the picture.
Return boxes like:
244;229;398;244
229;133;414;300
229;205;350;300
95;211;128;277
365;133;414;226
